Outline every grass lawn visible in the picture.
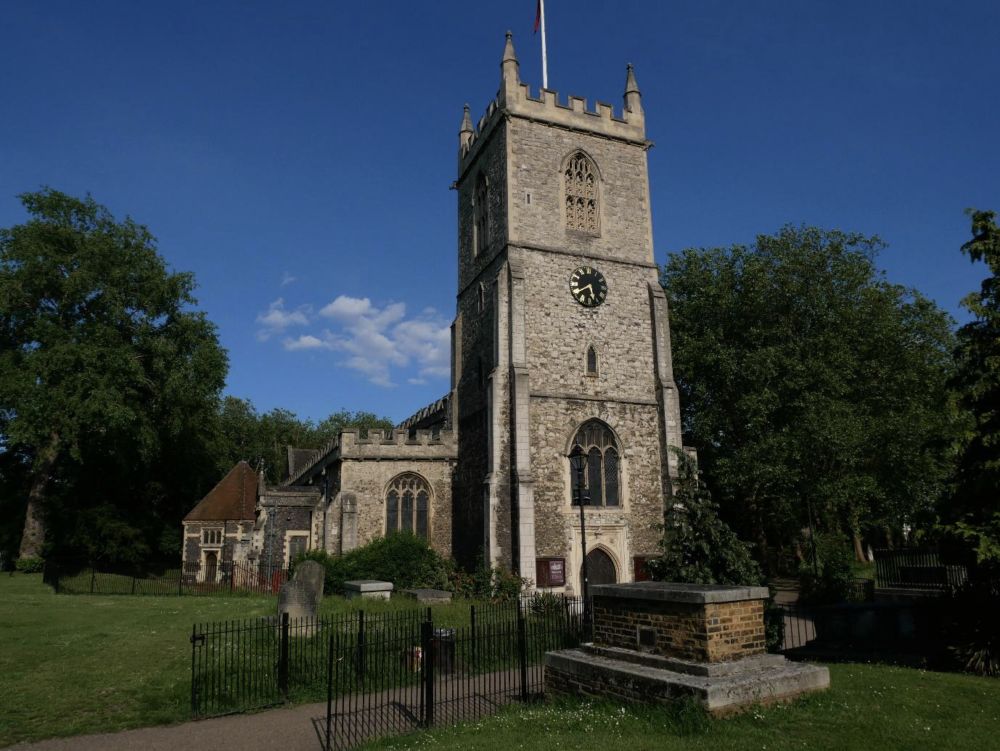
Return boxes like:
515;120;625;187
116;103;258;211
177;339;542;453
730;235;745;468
366;664;1000;751
0;573;475;747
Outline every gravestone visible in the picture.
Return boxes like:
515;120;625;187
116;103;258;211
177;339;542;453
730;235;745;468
293;560;325;605
278;579;319;623
343;580;393;600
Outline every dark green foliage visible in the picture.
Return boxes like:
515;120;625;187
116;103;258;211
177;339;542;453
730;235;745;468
647;450;784;651
448;555;528;602
14;556;44;573
799;534;859;604
933;578;1000;676
290;533;452;595
211;397;394;484
661;225;957;565
0;188;229;564
647;449;765;588
940;208;1000;567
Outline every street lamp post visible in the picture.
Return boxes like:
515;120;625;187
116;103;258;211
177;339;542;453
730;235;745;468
569;444;592;640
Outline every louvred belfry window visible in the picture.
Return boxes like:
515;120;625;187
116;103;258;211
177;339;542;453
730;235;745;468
474;173;489;255
564;153;599;233
385;474;431;540
571;420;620;507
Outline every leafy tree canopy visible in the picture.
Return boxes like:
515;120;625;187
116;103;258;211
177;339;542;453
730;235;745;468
941;209;1000;567
661;225;957;565
0;188;228;561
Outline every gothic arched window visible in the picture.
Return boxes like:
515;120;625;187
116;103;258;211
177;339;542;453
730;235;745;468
571;420;620;506
586;346;598;375
385;474;431;539
474;173;489;256
564;152;599;233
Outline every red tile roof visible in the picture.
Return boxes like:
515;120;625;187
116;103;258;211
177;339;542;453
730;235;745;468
183;461;258;522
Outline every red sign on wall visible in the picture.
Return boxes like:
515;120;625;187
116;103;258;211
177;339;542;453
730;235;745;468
536;558;566;587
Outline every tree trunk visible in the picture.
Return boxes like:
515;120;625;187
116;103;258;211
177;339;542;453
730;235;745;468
852;529;866;563
18;432;60;560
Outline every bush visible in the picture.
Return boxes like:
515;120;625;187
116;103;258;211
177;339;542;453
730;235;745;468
646;450;783;651
934;577;1000;676
15;556;45;573
449;558;527;602
799;534;857;605
290;532;452;595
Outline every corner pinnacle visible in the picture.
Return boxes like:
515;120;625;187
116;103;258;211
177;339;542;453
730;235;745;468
625;62;640;95
460;103;473;134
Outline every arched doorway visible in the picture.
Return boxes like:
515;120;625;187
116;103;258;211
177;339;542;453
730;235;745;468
582;548;617;587
205;551;218;583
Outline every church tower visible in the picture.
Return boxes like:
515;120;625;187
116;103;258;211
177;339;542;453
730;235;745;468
451;32;684;592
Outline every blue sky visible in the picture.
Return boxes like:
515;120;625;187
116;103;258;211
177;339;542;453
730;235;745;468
2;1;997;424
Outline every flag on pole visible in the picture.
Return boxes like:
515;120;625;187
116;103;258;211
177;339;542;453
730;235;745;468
534;0;541;33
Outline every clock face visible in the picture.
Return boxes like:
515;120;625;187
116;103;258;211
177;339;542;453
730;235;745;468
570;266;608;307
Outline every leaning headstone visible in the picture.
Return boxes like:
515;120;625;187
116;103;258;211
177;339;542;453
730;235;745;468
278;579;319;625
293;560;325;606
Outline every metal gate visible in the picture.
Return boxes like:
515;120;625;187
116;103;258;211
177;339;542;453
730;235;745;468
324;597;583;750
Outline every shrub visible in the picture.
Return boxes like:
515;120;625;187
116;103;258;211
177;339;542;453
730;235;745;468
15;556;45;573
646;449;783;651
935;577;1000;676
799;534;857;605
291;533;452;595
449;558;527;602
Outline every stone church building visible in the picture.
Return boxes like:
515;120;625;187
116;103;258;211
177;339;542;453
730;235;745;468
183;32;688;594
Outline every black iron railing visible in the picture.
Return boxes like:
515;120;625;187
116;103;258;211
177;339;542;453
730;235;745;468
873;548;968;590
188;594;585;748
45;561;290;596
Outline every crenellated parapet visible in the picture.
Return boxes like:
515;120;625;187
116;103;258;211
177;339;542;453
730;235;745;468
458;32;646;177
339;427;458;458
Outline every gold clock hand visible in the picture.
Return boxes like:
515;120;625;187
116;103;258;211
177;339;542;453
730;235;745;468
578;284;593;297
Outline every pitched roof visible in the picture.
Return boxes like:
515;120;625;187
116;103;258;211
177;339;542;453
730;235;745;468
184;461;258;522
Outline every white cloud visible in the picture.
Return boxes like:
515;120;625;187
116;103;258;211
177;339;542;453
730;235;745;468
280;295;450;387
255;298;310;340
280;271;297;287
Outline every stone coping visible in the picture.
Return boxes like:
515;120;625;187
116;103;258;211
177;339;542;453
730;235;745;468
582;645;786;678
401;588;453;603
590;582;769;604
343;580;394;592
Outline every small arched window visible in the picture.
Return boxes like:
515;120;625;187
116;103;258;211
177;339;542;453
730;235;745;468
571;420;620;507
478;282;486;313
385;474;431;539
474;173;489;256
586;346;598;375
564;152;599;233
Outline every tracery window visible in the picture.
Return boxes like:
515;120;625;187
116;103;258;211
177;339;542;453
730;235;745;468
571;420;620;507
474;173;489;256
564;152;599;233
385;473;431;540
203;528;222;545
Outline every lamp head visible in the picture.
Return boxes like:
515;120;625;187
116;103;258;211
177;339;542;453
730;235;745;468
569;444;587;473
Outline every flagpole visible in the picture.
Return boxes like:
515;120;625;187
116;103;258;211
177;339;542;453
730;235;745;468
540;0;548;89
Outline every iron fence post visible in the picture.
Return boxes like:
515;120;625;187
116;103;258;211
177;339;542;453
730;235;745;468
470;604;477;669
421;618;435;728
279;612;290;700
357;610;366;684
517;600;528;702
190;624;199;719
325;621;335;751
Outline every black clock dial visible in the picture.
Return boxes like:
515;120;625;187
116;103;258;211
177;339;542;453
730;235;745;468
570;266;608;307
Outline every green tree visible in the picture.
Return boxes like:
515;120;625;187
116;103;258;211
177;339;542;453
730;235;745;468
647;449;765;587
0;189;228;561
661;225;956;566
943;209;1000;566
314;409;394;444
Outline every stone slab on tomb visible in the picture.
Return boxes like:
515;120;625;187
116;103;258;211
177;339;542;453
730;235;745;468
545;581;829;715
401;588;453;605
344;580;393;600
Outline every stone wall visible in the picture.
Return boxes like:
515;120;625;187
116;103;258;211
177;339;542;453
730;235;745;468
593;595;766;663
